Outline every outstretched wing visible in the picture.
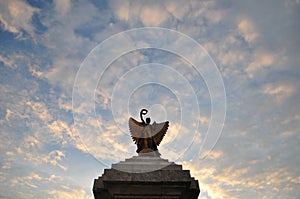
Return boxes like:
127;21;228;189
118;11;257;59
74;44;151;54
151;121;169;146
128;117;145;144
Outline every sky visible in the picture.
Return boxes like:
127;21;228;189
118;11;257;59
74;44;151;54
0;0;300;198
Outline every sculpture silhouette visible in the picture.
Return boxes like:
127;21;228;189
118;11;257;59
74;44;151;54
129;109;169;154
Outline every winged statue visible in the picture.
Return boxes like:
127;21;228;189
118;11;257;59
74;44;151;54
129;109;169;154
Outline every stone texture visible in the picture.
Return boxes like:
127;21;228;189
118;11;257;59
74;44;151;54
93;155;200;199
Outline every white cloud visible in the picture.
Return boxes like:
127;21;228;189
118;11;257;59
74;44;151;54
164;1;190;20
9;172;66;194
218;50;247;66
28;63;44;78
0;0;39;38
199;115;210;126
23;135;42;150
0;54;18;69
111;1;130;21
246;52;275;75
54;0;72;16
5;109;13;121
43;55;82;94
262;84;294;96
48;187;91;199
262;83;294;103
19;149;67;171
140;5;169;26
0;53;32;69
182;161;232;199
48;174;63;183
110;1;171;26
237;18;258;44
183;159;300;199
206;150;223;159
48;121;73;142
11;173;42;188
205;8;225;24
58;96;72;111
38;2;99;94
26;101;52;122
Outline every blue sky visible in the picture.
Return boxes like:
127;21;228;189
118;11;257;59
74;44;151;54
0;0;300;198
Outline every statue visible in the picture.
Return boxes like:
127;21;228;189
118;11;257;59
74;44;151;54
129;109;169;155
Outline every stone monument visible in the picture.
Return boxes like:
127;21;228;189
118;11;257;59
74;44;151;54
93;109;200;198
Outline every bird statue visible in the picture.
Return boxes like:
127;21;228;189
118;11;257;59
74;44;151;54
129;109;169;155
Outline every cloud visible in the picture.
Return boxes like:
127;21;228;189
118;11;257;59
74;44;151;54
1;1;300;199
46;119;97;155
182;161;232;199
262;83;294;103
164;1;190;20
110;1;130;21
140;5;169;26
28;64;44;78
35;2;101;94
246;52;275;75
110;1;170;26
183;157;300;198
237;18;258;44
48;121;73;143
5;109;13;121
0;53;34;71
11;173;42;189
262;84;294;96
8;172;84;198
0;54;18;69
48;187;91;199
217;48;247;67
204;7;225;25
54;0;72;16
18;148;67;171
26;101;52;122
206;150;223;159
42;53;85;94
0;0;39;38
23;135;42;150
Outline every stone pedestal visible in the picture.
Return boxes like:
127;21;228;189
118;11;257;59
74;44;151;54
93;155;200;199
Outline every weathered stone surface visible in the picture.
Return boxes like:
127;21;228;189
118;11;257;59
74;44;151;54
93;155;200;199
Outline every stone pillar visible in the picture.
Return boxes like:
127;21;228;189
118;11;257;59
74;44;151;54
93;155;200;198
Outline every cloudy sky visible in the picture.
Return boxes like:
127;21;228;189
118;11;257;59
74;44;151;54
1;0;300;198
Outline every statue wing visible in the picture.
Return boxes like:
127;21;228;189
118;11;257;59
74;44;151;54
128;117;145;144
151;121;169;146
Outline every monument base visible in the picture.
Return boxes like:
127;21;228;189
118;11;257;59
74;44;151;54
93;155;200;199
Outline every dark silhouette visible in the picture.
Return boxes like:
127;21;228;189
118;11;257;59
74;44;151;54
129;109;169;154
